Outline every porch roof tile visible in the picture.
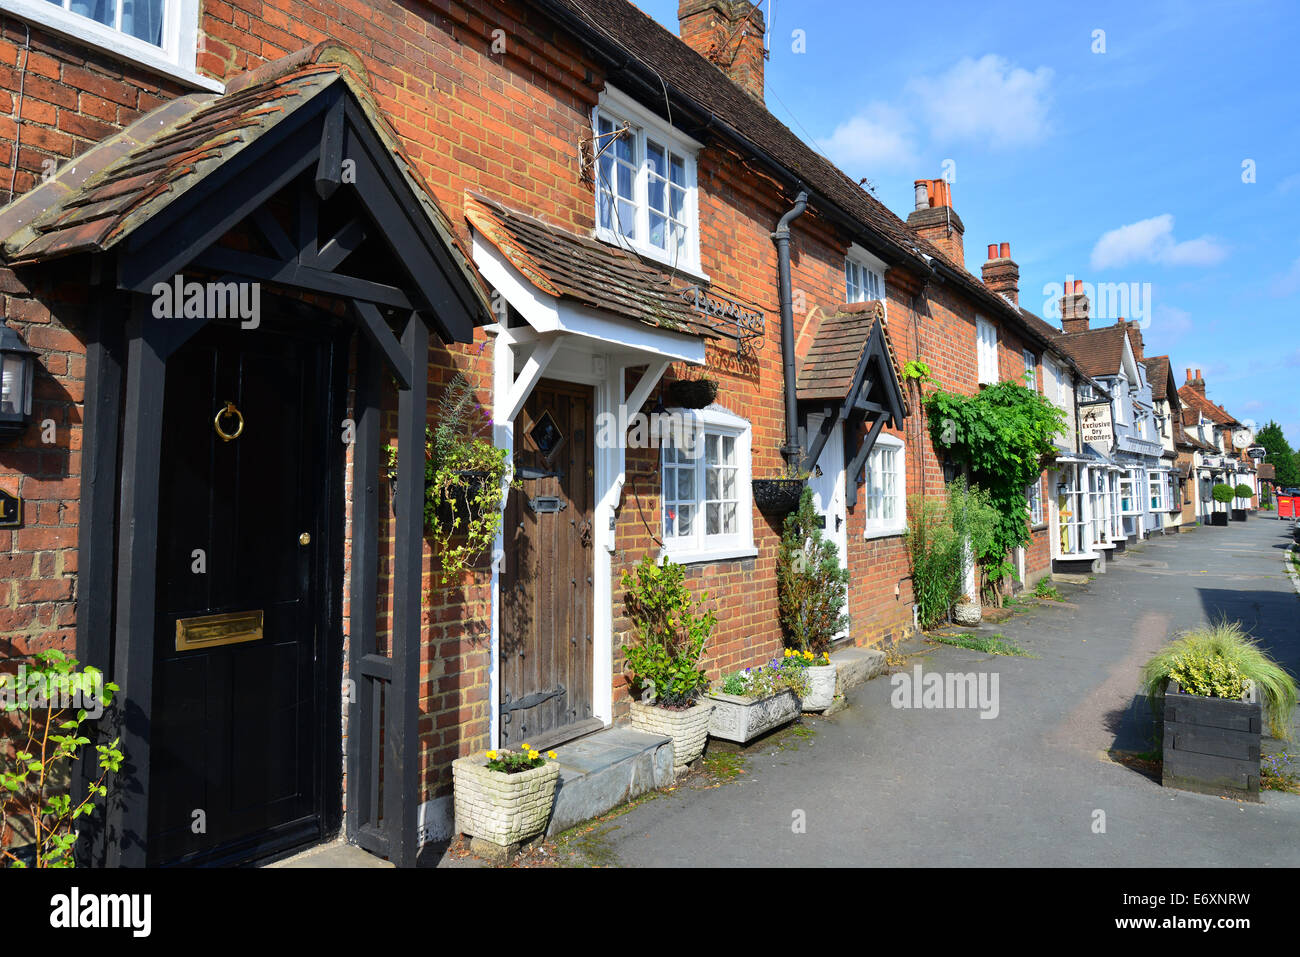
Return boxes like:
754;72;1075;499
794;300;908;413
464;193;714;338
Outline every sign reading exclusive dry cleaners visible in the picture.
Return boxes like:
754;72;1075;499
1079;401;1114;451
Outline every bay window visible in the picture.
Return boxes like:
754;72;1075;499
1057;467;1089;556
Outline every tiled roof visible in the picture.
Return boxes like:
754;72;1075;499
0;43;491;318
464;193;714;337
1051;323;1130;380
795;300;906;413
1146;355;1174;404
541;0;1075;363
1178;384;1240;428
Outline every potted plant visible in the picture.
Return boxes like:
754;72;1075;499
452;745;560;862
1232;483;1253;522
1209;483;1234;526
1140;620;1296;801
621;556;715;776
667;375;719;410
777;487;848;710
707;657;809;744
386;374;512;585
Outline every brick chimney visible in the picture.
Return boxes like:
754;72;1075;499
678;0;767;102
907;178;965;268
1185;367;1205;394
981;242;1019;305
1122;318;1144;360
1059;279;1090;334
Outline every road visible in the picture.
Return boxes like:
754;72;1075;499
545;515;1300;867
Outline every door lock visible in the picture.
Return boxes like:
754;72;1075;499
299;532;311;546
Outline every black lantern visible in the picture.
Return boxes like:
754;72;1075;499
0;324;36;439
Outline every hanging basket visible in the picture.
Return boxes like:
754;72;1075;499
752;478;805;514
667;378;719;409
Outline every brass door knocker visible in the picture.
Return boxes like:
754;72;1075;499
214;401;244;442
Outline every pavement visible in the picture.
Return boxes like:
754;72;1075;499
540;515;1300;867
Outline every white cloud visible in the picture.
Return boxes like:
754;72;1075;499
823;103;918;171
1151;303;1193;343
906;55;1054;148
1089;214;1228;270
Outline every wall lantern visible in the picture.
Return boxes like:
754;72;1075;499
1057;480;1068;496
0;324;37;439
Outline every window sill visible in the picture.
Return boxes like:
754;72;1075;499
863;525;906;541
659;545;758;566
1030;522;1048;532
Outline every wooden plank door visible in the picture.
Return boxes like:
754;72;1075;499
500;379;598;751
147;317;341;866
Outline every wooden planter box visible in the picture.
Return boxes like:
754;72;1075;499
1161;679;1261;801
1209;512;1229;526
707;689;799;743
1231;508;1247;522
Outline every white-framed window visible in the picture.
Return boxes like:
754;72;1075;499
1120;468;1142;516
862;433;906;537
1149;472;1165;511
593;86;702;276
1057;465;1089;556
660;407;754;562
1090;469;1109;546
845;244;886;305
1;0;217;90
976;315;998;385
1022;349;1037;389
1027;477;1044;526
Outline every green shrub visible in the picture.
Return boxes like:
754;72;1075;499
905;479;999;629
716;656;810;699
1141;619;1297;739
777;488;849;654
621;556;714;707
1234;483;1253;500
1211;483;1236;505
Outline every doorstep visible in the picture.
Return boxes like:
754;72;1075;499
265;838;393;869
831;646;886;697
545;726;674;836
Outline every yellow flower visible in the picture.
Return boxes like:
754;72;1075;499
529;751;540;761
521;743;531;751
486;750;498;760
823;652;830;661
547;751;557;760
784;649;792;657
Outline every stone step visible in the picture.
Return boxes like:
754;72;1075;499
831;646;886;697
545;726;674;836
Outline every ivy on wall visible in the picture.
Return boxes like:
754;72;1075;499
923;379;1067;587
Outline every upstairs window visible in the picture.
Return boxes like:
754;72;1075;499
593;87;701;275
976;316;998;384
1022;349;1037;389
845;245;886;305
3;0;212;88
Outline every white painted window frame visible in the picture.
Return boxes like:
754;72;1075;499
1022;348;1037;389
1;0;220;91
1026;477;1044;527
975;315;998;385
659;405;756;564
592;85;705;280
845;243;887;309
862;432;906;539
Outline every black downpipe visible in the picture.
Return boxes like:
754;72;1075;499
773;188;808;469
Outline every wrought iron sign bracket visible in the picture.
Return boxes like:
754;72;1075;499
680;286;765;360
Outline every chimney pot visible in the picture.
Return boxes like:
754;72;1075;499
1196;369;1201;379
914;181;930;210
987;244;998;261
906;177;964;267
999;242;1010;259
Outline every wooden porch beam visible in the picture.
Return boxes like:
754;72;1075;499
192;246;413;310
623;359;669;417
352;300;412;390
315;218;367;272
845;416;887;509
502;335;560;423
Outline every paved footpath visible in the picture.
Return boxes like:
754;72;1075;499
546;516;1300;867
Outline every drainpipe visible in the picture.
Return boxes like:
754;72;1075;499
773;187;808;469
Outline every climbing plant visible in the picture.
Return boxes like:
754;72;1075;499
923;380;1066;589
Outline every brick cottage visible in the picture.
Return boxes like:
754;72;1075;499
0;0;1099;866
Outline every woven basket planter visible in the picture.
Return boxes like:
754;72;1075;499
452;755;560;848
667;378;719;409
629;700;713;774
753;478;805;514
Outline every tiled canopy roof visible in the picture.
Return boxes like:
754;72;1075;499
795;300;907;414
0;41;485;325
465;193;714;338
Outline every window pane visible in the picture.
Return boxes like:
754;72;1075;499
670;155;685;187
722;502;736;534
706;503;719;535
617;200;636;238
677;469;694;500
705;433;719;464
720;467;735;499
614;128;634;163
705;468;718;500
670;185;685;218
122;0;165;44
721;435;735;463
648;178;665;212
678;504;693;535
647;140;665;178
649;212;666;248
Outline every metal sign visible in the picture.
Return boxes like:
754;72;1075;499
0;489;19;527
680;286;765;359
1247;446;1267;460
1078;401;1113;451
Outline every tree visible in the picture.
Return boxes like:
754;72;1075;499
1255;421;1300;487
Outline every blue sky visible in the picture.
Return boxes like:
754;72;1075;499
635;0;1300;445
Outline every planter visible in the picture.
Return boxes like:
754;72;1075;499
667;378;718;409
752;478;805;514
435;469;491;527
1231;508;1247;522
707;689;800;743
800;663;837;712
1209;512;1229;526
1160;679;1261;801
629;700;713;774
452;755;561;854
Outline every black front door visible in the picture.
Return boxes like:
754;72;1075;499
147;313;344;866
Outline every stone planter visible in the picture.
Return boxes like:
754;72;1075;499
800;663;837;712
628;700;712;774
452;755;560;859
1160;679;1262;802
707;690;800;743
